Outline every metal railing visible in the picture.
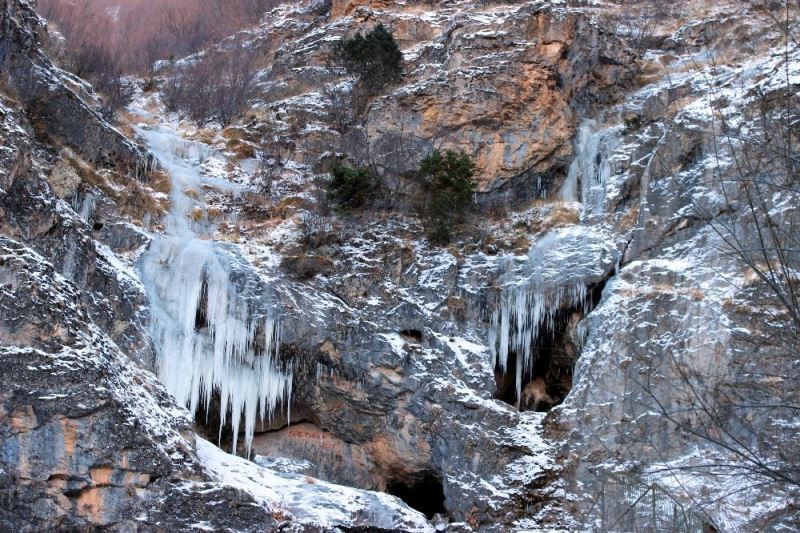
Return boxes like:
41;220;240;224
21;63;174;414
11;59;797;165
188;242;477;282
594;471;714;532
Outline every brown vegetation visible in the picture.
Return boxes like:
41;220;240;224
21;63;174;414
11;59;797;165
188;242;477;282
37;0;281;116
162;47;261;125
39;0;282;73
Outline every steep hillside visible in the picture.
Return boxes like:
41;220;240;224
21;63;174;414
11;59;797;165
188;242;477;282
1;0;798;531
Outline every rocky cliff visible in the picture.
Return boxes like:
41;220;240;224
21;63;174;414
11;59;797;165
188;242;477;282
1;0;799;531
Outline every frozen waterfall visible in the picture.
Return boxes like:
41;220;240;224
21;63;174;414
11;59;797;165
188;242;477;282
136;123;291;455
559;119;625;220
486;119;628;405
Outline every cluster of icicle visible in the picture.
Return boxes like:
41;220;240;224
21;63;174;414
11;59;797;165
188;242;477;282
136;123;291;456
71;191;96;222
144;237;293;456
490;281;591;407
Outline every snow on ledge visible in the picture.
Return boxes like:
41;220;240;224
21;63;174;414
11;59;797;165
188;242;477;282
196;437;434;531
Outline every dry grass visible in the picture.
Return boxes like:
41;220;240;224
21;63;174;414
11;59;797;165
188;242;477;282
217;222;242;243
226;138;256;161
516;201;580;235
222;127;247;141
191;129;218;145
191;207;205;222
274;196;307;219
150;170;172;194
63;152;169;225
511;234;531;253
241;192;273;222
47;159;82;199
618;206;640;232
65;153;106;188
548;203;581;227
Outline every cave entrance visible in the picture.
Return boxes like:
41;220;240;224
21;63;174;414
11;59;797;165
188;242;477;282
193;390;305;455
519;318;576;413
387;472;446;519
493;282;606;412
399;329;423;342
494;351;519;405
492;322;574;413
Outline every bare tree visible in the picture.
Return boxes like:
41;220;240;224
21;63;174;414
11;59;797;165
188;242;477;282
254;143;283;197
163;46;260;125
37;0;285;75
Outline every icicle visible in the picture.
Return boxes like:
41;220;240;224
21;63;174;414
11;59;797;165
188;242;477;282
490;227;617;405
493;280;591;406
142;237;292;456
71;191;96;223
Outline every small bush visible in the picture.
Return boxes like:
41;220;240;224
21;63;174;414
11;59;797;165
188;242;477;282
325;162;377;210
334;24;403;91
280;254;334;280
299;212;336;249
418;149;476;244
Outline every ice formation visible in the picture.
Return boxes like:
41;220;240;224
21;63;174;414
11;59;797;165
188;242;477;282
71;191;96;222
137;123;291;455
560;119;625;219
490;228;620;405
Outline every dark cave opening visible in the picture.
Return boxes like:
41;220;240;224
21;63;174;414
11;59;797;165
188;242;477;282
492;323;575;413
493;282;606;412
193;393;307;453
399;329;423;342
387;473;446;519
194;279;210;330
494;351;519;405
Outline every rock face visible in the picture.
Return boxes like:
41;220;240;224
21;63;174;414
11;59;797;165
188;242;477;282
244;0;637;199
2;0;800;531
0;1;435;531
0;0;147;171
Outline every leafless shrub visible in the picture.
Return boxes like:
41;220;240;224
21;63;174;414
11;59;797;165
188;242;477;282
298;212;336;249
254;148;283;198
322;83;356;133
163;47;260;125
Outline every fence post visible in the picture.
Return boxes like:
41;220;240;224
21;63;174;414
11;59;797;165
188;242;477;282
651;482;657;530
601;471;607;531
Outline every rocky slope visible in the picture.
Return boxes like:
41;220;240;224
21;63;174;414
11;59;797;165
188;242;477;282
0;1;432;530
1;0;799;531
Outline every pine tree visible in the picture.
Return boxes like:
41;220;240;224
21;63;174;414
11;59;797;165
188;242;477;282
334;24;403;91
325;162;377;209
418;150;476;243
